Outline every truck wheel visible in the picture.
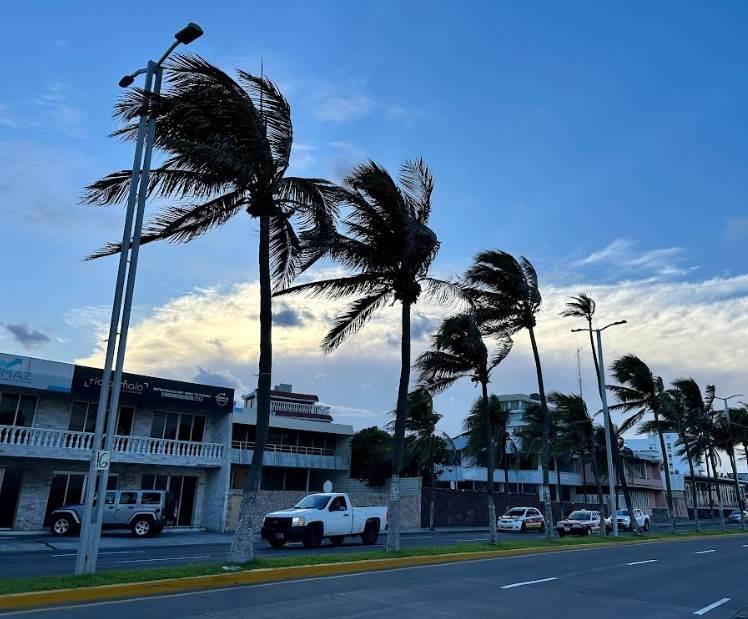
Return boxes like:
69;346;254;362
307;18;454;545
586;527;592;536
361;521;379;546
131;517;153;538
558;530;565;538
329;536;345;547
268;539;286;549
303;525;322;549
51;516;72;537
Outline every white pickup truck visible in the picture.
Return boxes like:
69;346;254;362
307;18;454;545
261;492;388;549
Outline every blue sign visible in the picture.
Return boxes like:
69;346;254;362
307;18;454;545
0;353;74;392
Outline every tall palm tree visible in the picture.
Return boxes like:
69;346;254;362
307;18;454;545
464;251;554;537
462;395;516;492
710;412;745;530
83;56;336;562
388;388;442;531
277;159;455;551
515;403;565;506
608;354;677;532
561;293;640;533
415;312;513;544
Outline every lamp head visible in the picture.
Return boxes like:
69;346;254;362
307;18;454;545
118;74;135;88
175;22;203;44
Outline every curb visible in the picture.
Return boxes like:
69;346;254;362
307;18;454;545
1;531;745;612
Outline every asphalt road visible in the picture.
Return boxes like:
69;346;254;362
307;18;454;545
5;534;748;618
0;530;495;579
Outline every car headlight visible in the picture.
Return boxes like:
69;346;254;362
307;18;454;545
292;516;305;527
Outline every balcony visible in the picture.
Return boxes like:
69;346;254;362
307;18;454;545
0;425;224;467
270;400;333;421
231;441;347;470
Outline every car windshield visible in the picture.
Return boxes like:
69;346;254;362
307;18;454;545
505;509;526;517
294;495;332;510
568;511;591;521
616;509;629;516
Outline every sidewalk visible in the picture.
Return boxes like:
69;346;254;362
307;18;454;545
0;526;490;554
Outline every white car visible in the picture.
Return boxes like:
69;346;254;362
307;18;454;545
616;508;650;531
261;493;388;549
497;507;545;533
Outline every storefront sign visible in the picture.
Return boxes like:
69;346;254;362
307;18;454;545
71;365;235;413
0;353;74;392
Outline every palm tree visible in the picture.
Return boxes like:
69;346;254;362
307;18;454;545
561;294;640;534
549;392;607;533
388;388;442;531
415;312;513;544
276;159;456;551
464;251;554;538
710;412;745;530
608;354;677;532
462;395;516;492
83;56;336;562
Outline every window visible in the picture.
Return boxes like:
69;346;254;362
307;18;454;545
69;402;134;435
118;492;137;505
151;412;205;442
140;492;161;505
0;392;37;427
104;492;116;505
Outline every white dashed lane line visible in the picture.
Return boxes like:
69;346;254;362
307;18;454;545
501;577;558;589
694;549;717;555
626;559;658;566
693;597;730;615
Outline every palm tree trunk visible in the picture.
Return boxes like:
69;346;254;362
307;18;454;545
527;325;553;538
728;448;745;531
614;436;641;533
503;450;509;491
682;434;701;531
428;432;435;531
589;450;606;536
705;455;715;519
709;448;725;531
386;301;411;552
555;456;562;503
482;380;498;544
515;453;521;494
654;417;676;532
581;449;588;504
228;214;272;563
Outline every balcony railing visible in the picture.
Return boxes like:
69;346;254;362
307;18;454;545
232;440;334;457
0;425;223;462
270;400;332;418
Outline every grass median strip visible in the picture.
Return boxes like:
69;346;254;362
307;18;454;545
0;529;744;610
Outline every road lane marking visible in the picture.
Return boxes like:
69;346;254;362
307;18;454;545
52;551;148;558
501;577;558;589
626;559;658;565
693;598;730;615
458;538;487;542
694;549;717;554
115;556;211;564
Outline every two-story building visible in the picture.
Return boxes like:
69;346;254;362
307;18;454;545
0;352;233;531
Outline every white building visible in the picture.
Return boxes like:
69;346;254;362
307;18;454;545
625;432;705;477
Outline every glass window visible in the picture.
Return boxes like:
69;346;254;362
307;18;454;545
140;492;161;505
178;415;193;441
117;407;134;436
164;413;179;440
295;494;331;510
104;492;116;505
118;492;137;505
15;395;36;427
0;393;19;426
191;416;205;442
150;412;166;439
68;401;88;432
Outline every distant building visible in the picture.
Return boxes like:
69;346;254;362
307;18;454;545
625;432;705;477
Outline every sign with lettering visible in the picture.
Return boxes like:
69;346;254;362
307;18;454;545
95;450;111;471
0;353;73;392
71;365;235;413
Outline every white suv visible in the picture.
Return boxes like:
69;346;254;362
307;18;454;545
616;508;650;531
497;507;545;533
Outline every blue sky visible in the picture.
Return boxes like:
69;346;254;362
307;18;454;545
1;2;748;440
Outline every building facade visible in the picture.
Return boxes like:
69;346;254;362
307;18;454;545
625;432;705;477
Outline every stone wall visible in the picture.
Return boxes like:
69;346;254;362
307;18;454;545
226;484;422;532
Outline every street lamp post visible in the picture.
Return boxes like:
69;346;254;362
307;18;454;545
572;320;627;537
75;23;203;576
714;393;745;531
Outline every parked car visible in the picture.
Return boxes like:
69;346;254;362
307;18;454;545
615;508;650;531
556;510;604;537
49;490;175;537
497;507;545;533
261;493;388;549
727;510;748;524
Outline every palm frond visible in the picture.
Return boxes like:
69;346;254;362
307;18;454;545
322;290;391;352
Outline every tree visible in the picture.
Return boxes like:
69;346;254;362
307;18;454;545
415;312;513;544
549;392;607;535
710;412;745;530
560;293;640;534
608;354;677;532
464;251;554;538
83;56;336;562
276;159;455;551
515;402;564;505
388;388;443;530
351;427;393;488
462;395;516;491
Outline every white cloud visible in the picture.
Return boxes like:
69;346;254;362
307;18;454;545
726;217;748;241
288;142;316;173
570;238;690;279
0;80;88;138
316;94;375;122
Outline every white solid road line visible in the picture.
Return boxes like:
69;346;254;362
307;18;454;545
693;598;730;615
115;556;211;564
626;559;658;566
501;577;558;589
694;549;717;554
52;550;148;558
458;538;487;542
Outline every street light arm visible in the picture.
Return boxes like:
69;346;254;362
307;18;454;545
599;320;627;332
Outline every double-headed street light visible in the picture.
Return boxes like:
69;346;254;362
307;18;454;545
714;392;745;531
572;320;627;537
75;22;203;576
